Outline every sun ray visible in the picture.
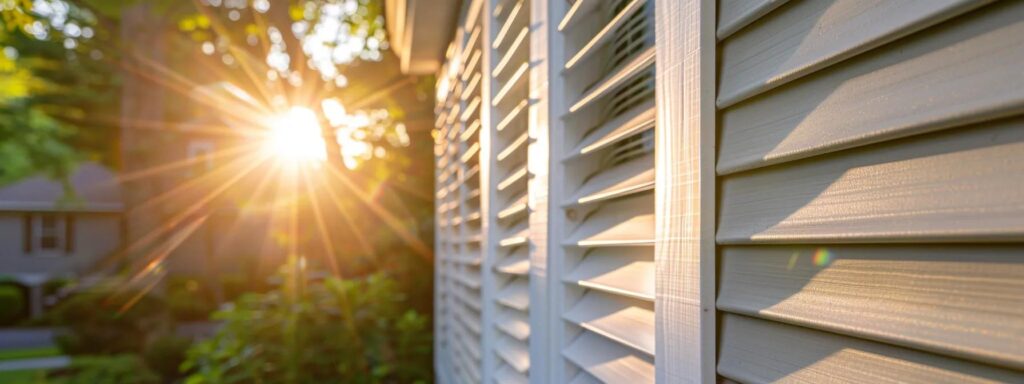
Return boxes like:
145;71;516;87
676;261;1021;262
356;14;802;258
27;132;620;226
123;213;209;288
299;166;341;276
112;142;258;184
315;168;375;258
89;153;271;274
323;164;432;261
128;150;263;215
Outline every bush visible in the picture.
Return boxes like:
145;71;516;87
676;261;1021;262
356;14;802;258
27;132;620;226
0;284;25;325
46;355;160;384
143;334;193;379
49;290;168;355
183;272;432;383
167;278;216;322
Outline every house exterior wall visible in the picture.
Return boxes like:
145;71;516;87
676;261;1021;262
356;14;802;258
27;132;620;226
0;212;121;278
421;0;1024;383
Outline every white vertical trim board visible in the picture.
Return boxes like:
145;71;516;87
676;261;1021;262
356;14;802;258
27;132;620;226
654;0;716;383
526;0;551;382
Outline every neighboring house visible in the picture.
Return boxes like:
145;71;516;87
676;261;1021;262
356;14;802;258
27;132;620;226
0;162;123;317
389;0;1024;383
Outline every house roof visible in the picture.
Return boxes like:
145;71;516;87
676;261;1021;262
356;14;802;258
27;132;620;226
0;162;123;213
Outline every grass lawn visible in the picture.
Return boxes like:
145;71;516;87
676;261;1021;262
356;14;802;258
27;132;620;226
0;369;46;383
0;346;61;361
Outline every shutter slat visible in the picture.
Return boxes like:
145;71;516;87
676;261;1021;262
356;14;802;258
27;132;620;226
564;0;647;71
497;193;528;221
719;117;1024;244
567;46;655;114
719;0;989;108
562;330;655;383
564;194;655;247
564;247;654;301
497;131;529;163
460;72;481;101
495;249;529;276
568;371;602;384
499;227;528;248
557;0;599;32
718;1;1024;175
719;245;1024;370
564;290;655;355
496;99;529;132
496;278;529;311
495;306;530;340
563;154;654;207
492;0;524;49
496;335;530;373
460;119;481;142
719;314;1024;383
496;165;527;192
494;364;529;384
492;62;529;106
563;100;655;161
494;27;529;78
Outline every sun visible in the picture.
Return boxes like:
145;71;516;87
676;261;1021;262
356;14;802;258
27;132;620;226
264;106;328;164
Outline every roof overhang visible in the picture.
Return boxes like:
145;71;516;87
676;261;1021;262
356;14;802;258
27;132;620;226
386;0;461;75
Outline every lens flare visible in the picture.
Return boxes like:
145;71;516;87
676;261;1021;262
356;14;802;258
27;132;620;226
813;247;832;267
265;106;327;163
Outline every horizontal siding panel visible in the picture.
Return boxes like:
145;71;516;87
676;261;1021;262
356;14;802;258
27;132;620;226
719;314;1024;383
563;247;654;300
718;1;1024;175
718;0;988;108
718;117;1024;244
563;291;655;355
716;0;788;40
719;245;1024;369
563;330;655;383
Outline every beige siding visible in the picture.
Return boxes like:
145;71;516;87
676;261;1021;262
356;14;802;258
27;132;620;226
715;0;1024;382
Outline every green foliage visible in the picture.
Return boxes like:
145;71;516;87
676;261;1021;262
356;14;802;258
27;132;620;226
182;272;431;384
0;284;25;325
142;334;193;380
46;355;161;384
166;277;217;322
49;290;168;355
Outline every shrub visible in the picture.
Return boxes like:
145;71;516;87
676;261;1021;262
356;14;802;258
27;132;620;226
183;272;432;383
167;279;216;322
0;284;25;325
143;334;193;379
46;355;160;384
49;290;168;355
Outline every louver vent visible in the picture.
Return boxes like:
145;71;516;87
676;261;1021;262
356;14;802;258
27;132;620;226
488;0;532;382
435;1;487;382
555;0;656;382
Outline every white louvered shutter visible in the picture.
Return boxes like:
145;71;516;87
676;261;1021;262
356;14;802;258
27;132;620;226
435;1;488;382
712;0;1024;382
486;0;533;383
551;0;657;382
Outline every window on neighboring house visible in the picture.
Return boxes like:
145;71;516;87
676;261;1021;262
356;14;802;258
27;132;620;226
40;214;60;249
23;213;74;255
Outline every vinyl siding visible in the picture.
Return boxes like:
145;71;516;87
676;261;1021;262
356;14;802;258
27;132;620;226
714;1;1024;382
